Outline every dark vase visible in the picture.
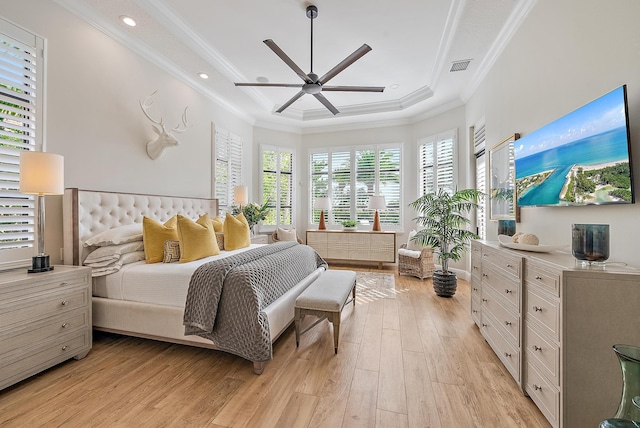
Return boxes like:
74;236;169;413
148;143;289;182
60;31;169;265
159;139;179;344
599;344;640;427
432;270;457;297
498;219;516;236
571;224;610;264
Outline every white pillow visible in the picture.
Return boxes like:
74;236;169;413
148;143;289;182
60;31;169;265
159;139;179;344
89;251;145;277
406;229;423;251
277;227;298;242
84;223;143;247
84;241;145;267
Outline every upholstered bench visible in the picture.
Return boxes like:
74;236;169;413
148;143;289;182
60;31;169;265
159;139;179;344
294;269;357;354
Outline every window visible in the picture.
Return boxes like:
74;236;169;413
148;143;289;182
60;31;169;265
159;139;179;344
0;19;44;269
473;121;487;239
213;127;242;214
261;146;294;228
310;145;401;228
418;130;456;196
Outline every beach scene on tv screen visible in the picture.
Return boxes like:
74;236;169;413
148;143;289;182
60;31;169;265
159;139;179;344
515;86;632;206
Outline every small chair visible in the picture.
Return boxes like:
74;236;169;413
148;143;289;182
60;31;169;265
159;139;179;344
271;228;303;244
398;243;435;280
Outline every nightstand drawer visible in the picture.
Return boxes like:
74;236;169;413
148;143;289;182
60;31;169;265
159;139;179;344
0;309;89;361
0;270;89;301
0;331;90;389
0;288;89;330
250;235;268;244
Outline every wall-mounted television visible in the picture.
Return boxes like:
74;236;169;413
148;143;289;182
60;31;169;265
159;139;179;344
515;85;634;207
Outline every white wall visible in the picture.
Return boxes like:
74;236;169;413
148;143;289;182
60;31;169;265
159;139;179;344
466;0;640;266
2;0;254;264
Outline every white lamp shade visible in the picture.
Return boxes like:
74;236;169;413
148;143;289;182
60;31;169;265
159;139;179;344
313;197;331;210
368;195;386;210
234;185;248;205
19;151;64;195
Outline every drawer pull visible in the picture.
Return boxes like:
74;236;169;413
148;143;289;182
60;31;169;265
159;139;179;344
504;352;512;358
535;275;543;280
61;300;69;306
533;306;543;312
482;323;488;328
472;310;478;314
533;345;543;351
505;289;513;294
482;273;488;278
62;345;69;351
473;287;478;292
506;264;513;268
482;298;488;303
473;266;479;270
533;384;542;391
60;281;69;286
505;321;512;326
62;322;69;328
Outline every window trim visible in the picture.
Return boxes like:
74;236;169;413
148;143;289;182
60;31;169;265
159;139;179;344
417;129;457;198
259;144;296;231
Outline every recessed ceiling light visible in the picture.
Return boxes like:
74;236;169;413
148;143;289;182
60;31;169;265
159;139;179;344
120;15;136;27
256;76;269;83
198;72;209;79
390;83;400;89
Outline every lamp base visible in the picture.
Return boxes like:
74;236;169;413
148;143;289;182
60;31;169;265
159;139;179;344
318;210;327;230
372;210;382;231
28;255;54;273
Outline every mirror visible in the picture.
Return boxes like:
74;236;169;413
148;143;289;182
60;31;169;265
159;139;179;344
489;133;520;220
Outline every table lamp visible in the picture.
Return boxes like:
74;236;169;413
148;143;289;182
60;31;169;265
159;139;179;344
234;185;248;207
19;151;64;273
313;197;331;230
368;195;386;231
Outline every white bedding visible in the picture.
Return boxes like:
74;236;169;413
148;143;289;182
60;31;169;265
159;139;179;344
92;244;264;308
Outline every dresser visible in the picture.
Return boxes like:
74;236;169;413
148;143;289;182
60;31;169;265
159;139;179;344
471;240;640;427
306;230;396;268
250;234;269;245
0;265;92;390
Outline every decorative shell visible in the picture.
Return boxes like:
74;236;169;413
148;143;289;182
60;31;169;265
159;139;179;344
512;232;523;243
518;233;540;245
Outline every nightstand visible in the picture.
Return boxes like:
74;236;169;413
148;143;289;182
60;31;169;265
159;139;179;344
250;235;269;244
0;265;92;391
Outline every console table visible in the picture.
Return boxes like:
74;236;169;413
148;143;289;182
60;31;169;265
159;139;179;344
306;230;396;268
471;240;640;427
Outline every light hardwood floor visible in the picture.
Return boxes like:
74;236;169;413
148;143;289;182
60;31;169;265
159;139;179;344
0;264;550;427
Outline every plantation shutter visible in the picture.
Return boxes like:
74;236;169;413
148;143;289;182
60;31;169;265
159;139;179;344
214;128;242;214
436;137;454;192
310;152;329;224
261;146;294;227
0;19;44;269
278;150;293;225
418;130;456;196
355;149;375;223
378;147;401;225
331;151;351;225
473;122;487;239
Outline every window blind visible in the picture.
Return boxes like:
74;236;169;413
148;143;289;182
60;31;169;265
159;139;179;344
310;152;329;224
214;128;242;214
0;19;44;268
418;130;456;196
261;146;294;228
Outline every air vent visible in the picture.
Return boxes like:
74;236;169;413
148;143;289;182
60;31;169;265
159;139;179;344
450;59;472;72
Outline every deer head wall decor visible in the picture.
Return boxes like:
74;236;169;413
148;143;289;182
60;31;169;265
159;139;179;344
139;91;191;160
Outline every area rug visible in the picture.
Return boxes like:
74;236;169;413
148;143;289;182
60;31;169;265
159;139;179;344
356;271;397;301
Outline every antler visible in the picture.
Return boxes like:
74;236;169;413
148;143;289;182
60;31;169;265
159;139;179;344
139;90;164;126
172;106;190;133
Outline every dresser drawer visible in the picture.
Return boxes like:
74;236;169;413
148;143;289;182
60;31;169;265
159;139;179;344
482;311;520;382
0;288;89;330
525;264;561;297
481;248;521;279
0;309;89;361
482;286;520;346
526;361;560;427
482;263;520;311
0;331;90;389
525;287;560;342
525;324;560;388
0;270;89;301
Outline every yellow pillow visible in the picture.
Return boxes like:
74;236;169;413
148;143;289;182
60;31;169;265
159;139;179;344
223;212;251;251
143;216;178;264
177;214;220;263
212;215;224;233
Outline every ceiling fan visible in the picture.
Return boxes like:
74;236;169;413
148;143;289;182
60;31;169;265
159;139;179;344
234;5;385;115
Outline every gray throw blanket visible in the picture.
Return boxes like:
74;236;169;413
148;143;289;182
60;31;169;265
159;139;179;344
183;242;327;362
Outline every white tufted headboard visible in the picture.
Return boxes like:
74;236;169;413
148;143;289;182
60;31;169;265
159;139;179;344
63;188;218;265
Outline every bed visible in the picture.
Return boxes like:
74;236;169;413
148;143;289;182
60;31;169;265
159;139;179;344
62;188;325;374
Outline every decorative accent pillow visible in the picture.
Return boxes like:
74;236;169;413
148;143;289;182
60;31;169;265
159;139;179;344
215;232;225;251
277;227;297;242
212;215;224;233
177;213;220;262
90;251;145;277
223;212;250;251
142;216;178;264
163;240;181;263
83;223;143;247
84;241;145;267
406;229;423;251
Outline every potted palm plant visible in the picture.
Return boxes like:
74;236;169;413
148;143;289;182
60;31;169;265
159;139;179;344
409;188;481;297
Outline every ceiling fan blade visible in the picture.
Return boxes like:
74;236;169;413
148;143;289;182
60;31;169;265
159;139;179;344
263;39;310;83
322;85;385;92
318;44;372;85
235;83;304;88
313;93;339;115
276;90;306;113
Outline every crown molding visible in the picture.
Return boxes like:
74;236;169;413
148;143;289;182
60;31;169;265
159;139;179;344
461;0;538;102
429;0;467;91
